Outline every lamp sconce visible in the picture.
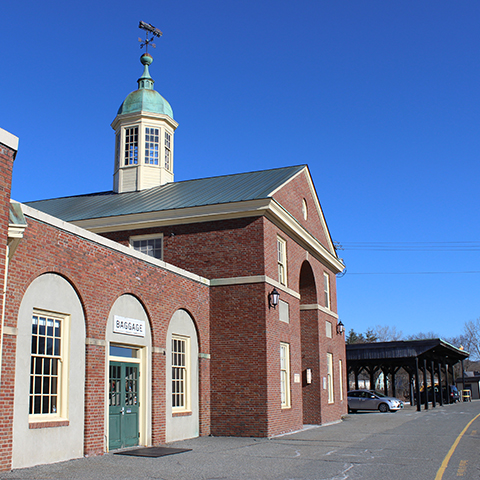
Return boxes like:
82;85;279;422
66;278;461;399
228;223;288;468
336;320;345;335
268;288;280;309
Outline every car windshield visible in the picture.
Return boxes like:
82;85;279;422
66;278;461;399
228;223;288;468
371;391;387;397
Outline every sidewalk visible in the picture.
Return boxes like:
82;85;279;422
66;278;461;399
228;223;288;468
1;402;477;480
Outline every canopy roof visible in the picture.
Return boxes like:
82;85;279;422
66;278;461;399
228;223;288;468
347;338;469;366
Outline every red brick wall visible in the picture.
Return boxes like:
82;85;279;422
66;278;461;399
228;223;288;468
317;310;348;424
3;215;210;470
272;169;334;252
263;218;347;428
300;309;321;424
0;139;15;471
265;288;303;437
210;283;268;437
102;216;265;280
101;191;347;436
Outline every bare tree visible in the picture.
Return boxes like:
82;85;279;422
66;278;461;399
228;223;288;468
405;331;439;340
373;325;403;342
461;319;480;361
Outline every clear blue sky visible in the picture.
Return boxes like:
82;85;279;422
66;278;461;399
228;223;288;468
2;1;480;340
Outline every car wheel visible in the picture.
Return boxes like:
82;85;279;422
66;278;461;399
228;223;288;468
378;403;389;413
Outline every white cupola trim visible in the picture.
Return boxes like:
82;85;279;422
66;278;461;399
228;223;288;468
111;53;178;193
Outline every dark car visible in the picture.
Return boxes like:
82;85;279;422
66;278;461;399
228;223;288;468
416;384;459;404
446;385;460;403
348;390;404;413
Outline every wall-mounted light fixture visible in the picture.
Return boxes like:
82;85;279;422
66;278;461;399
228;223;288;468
268;288;280;309
336;320;345;335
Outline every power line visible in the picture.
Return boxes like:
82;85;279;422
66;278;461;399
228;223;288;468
336;241;480;252
346;271;480;275
334;241;480;275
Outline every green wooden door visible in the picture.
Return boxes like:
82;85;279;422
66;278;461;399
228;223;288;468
109;362;139;450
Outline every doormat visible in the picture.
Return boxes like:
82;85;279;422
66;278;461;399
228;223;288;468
114;446;192;458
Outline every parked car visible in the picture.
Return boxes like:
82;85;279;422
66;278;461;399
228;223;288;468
447;385;460;403
348;390;404;413
415;384;459;404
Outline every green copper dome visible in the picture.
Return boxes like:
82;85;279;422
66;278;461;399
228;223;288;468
117;53;174;118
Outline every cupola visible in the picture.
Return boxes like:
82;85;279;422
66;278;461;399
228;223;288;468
111;52;178;193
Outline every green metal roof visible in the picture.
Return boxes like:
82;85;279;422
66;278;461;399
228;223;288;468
25;165;306;222
117;53;174;119
9;202;27;226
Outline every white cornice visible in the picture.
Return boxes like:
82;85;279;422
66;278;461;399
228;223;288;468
16;203;342;305
267;166;337;256
71;197;344;273
111;111;178;131
211;275;300;300
266;200;344;272
72;199;272;231
19;204;210;286
0;128;19;154
300;303;339;319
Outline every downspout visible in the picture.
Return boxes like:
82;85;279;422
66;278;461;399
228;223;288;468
0;243;9;389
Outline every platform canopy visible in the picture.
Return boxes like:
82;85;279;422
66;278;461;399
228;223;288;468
346;338;469;411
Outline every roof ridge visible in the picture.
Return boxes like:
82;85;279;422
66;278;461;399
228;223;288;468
25;190;115;204
24;165;307;204
171;164;307;185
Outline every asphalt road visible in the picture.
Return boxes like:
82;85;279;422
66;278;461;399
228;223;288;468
2;401;479;480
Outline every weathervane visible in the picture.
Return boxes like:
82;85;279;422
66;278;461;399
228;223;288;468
138;21;163;53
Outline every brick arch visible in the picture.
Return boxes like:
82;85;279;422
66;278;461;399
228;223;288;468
299;260;317;304
299;260;322;425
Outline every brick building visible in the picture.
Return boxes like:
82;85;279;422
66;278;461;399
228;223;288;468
0;51;346;471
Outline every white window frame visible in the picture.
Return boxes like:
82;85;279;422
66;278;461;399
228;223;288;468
339;359;344;401
323;272;331;309
145;126;160;165
302;198;308;220
164;130;172;171
279;300;290;324
29;310;70;420
130;233;164;260
327;353;334;404
124;126;139;166
172;335;190;412
326;321;333;339
277;236;287;286
280;342;291;408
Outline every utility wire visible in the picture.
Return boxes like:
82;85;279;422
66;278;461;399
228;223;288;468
335;241;480;252
346;271;480;275
334;241;480;275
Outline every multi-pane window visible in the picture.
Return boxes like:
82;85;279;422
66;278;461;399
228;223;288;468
324;273;330;309
172;336;188;409
124;127;139;165
109;364;121;407
29;313;63;415
280;342;291;408
145;127;159;165
132;236;163;260
327;353;334;404
164;132;171;170
277;237;287;286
